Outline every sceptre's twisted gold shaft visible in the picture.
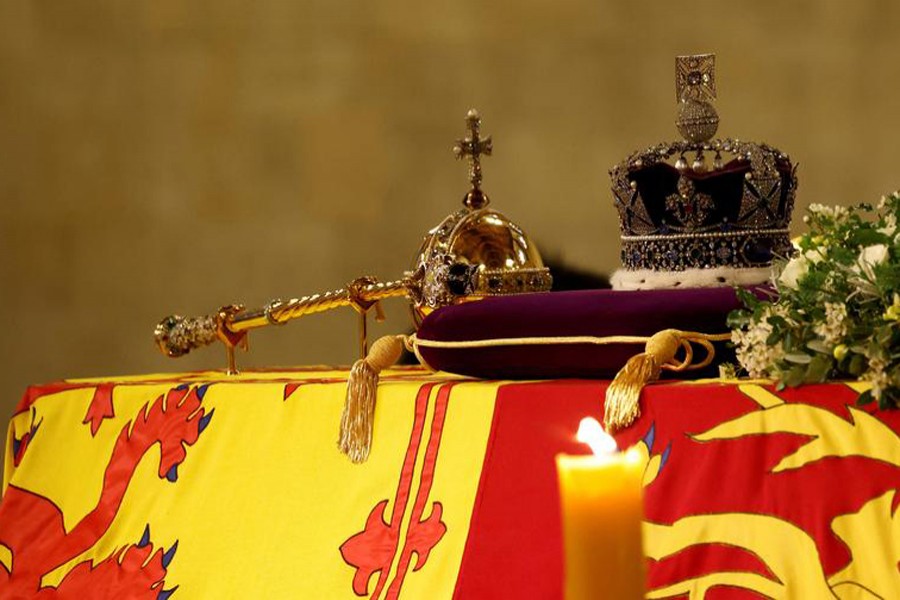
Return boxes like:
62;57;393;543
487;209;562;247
259;278;408;329
154;278;411;359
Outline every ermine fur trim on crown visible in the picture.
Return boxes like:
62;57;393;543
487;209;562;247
611;266;772;291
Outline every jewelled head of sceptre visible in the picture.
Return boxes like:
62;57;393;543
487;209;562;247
609;54;797;290
406;109;553;322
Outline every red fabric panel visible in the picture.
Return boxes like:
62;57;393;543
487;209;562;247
453;381;608;598
455;381;900;599
634;384;900;582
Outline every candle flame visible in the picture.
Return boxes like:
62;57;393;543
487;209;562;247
576;417;618;456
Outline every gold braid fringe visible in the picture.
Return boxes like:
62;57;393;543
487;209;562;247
604;329;731;432
339;335;407;463
340;329;731;462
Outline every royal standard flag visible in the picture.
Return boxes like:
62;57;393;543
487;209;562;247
2;369;899;598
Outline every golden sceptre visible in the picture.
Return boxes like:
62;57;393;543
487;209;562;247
154;276;411;374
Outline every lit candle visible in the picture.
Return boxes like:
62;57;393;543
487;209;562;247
556;417;645;600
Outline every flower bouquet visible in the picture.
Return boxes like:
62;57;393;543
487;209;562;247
728;193;900;410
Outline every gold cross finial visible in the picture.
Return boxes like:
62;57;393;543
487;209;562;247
453;108;492;209
676;54;716;102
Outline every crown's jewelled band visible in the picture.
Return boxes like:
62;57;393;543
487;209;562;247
620;227;789;243
620;229;793;272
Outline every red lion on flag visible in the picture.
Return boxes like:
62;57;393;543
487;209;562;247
0;384;212;598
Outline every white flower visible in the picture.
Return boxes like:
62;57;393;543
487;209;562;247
807;204;849;222
778;256;809;289
732;306;787;378
855;244;889;281
803;248;826;264
807;203;827;214
879;213;897;237
813;302;848;345
861;357;889;401
877;193;898;209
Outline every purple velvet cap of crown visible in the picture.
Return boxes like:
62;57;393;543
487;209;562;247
416;287;751;380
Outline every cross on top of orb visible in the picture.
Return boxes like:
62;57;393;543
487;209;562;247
453;108;493;209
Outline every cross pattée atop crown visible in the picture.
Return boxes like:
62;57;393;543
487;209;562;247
608;54;797;289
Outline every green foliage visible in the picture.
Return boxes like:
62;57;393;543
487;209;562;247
729;194;900;410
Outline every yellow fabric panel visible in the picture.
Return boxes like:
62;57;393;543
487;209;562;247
395;381;499;600
7;372;496;598
8;385;174;530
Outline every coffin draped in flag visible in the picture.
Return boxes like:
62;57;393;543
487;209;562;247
1;370;898;598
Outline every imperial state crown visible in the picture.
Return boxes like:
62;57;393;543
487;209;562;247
609;54;797;290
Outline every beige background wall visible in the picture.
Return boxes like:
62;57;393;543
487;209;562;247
2;0;900;428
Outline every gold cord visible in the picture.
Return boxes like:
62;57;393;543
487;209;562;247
411;330;730;433
604;330;731;433
340;329;731;462
411;334;652;349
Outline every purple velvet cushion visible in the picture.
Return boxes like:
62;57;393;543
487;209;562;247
416;287;745;379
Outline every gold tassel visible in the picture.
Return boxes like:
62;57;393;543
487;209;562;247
339;334;406;463
604;329;683;433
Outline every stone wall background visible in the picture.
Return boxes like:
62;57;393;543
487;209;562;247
2;1;900;432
